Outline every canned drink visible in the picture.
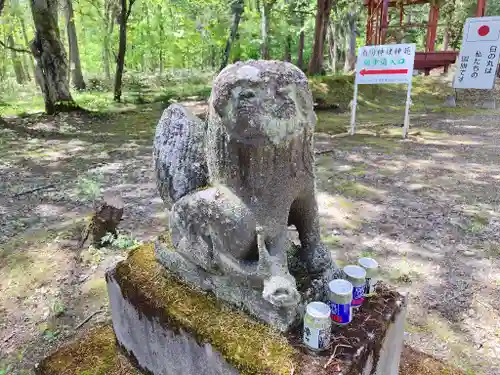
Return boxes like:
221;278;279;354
303;302;332;351
343;265;367;309
358;257;379;296
327;279;353;325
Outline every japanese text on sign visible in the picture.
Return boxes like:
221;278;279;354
355;43;416;85
453;16;500;90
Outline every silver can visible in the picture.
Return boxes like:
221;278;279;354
358;257;379;296
303;301;331;351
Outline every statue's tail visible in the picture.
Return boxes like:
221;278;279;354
153;104;209;205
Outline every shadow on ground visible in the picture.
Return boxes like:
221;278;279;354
1;106;499;374
314;114;500;375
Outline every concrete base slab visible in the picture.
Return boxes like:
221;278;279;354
53;244;407;375
479;99;496;109
443;95;457;108
34;327;465;375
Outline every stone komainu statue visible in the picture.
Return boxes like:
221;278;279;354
153;60;337;331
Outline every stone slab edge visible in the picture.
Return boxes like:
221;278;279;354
107;273;240;375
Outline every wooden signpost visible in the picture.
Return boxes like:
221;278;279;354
350;43;416;138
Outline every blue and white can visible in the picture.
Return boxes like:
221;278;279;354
343;265;367;309
327;279;353;325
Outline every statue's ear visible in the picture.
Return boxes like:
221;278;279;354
210;89;228;118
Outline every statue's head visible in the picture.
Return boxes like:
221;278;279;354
209;60;316;146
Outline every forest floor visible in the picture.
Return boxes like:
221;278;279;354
1;97;500;374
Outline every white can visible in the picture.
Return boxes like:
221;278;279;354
303;301;331;351
358;257;379;296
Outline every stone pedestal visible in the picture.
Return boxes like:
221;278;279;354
109;244;407;375
35;243;408;375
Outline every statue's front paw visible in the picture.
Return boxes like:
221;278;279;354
262;276;301;308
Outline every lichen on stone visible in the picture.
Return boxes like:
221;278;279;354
109;243;299;375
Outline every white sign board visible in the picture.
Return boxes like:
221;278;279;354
351;43;416;138
355;43;416;85
453;16;500;89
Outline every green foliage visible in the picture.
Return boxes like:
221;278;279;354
50;299;67;317
101;231;141;249
75;176;103;202
42;329;60;342
0;0;497;114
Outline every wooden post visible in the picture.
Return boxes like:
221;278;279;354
380;0;389;44
366;0;373;45
476;0;486;17
425;5;439;52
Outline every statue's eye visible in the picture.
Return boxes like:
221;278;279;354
239;89;255;99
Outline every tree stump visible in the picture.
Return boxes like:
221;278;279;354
79;194;124;248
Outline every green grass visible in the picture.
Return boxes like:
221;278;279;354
1;72;455;119
0;72;213;117
309;74;454;112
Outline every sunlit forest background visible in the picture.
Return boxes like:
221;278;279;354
0;0;499;114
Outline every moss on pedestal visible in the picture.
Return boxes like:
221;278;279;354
108;243;298;375
35;326;142;375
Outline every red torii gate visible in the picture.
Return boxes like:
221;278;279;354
363;0;488;74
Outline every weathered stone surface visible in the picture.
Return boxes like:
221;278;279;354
153;60;339;331
156;238;303;332
108;274;240;375
103;245;406;375
153;104;208;205
106;244;298;375
36;244;408;375
37;326;463;375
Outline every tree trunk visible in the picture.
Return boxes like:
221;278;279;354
220;0;244;71
7;34;27;84
22;54;32;81
19;17;35;81
308;0;333;75
442;27;450;51
103;35;111;80
79;194;124;248
233;32;242;62
297;17;305;70
343;14;357;73
260;1;272;59
65;0;85;90
327;21;337;73
114;0;127;102
0;33;6;80
284;34;292;62
30;0;77;115
158;4;164;74
114;0;135;102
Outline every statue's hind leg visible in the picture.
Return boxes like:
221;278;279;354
288;190;338;276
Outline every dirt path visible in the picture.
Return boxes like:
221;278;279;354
1;106;499;374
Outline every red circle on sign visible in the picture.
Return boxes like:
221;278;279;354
478;25;490;37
